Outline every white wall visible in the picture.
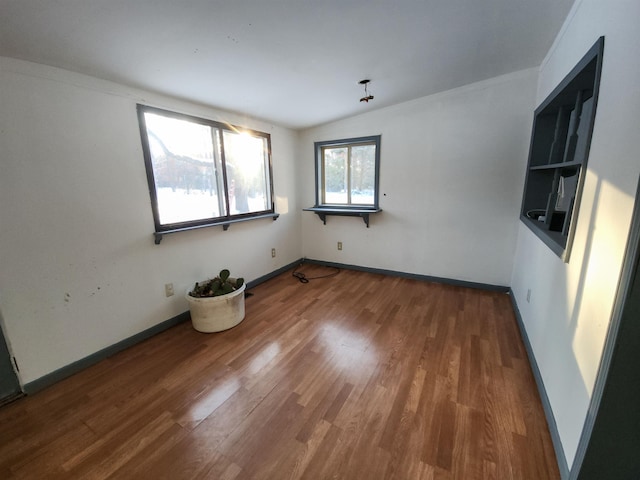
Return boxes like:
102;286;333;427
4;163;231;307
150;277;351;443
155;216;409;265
510;0;640;469
0;57;301;385
299;69;537;286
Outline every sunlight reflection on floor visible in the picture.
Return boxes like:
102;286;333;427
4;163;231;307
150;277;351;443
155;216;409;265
248;342;281;375
181;376;242;425
318;322;377;372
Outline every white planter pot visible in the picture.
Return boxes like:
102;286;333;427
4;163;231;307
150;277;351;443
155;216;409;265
186;282;246;333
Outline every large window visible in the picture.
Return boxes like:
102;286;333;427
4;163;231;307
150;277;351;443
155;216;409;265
315;135;380;209
137;105;275;238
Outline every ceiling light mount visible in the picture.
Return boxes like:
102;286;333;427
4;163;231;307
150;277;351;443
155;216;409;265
359;79;374;103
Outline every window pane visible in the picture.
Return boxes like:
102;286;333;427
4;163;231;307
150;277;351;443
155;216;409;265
323;147;348;204
143;112;225;225
223;131;271;215
350;144;376;205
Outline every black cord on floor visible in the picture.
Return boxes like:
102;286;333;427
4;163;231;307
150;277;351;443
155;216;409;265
292;264;341;283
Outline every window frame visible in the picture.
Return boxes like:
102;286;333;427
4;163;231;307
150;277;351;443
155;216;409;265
137;105;276;239
313;135;381;210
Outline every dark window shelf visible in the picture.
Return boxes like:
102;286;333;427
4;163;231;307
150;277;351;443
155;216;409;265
303;207;382;227
520;216;566;258
153;212;279;244
529;160;582;171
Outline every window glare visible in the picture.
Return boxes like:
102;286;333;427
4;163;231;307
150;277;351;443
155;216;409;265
157;188;222;224
223;131;271;214
144;113;213;162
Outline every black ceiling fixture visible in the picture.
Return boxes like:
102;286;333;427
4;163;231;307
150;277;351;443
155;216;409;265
359;79;374;102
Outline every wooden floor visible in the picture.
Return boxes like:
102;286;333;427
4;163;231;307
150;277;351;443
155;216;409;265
0;266;560;479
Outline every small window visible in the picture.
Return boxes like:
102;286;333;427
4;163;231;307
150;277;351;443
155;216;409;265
315;136;380;209
137;105;275;235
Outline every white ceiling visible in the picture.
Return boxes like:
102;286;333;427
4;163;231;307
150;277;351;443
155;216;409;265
0;0;574;129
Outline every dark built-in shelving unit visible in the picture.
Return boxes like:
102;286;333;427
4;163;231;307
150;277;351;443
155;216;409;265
520;37;604;262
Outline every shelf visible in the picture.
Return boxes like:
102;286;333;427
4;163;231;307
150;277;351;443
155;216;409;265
519;36;604;262
303;207;382;227
530;160;583;171
520;216;567;258
153;212;279;244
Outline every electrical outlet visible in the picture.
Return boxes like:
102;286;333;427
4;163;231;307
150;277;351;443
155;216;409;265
526;289;531;303
165;283;174;297
271;248;276;258
338;241;342;251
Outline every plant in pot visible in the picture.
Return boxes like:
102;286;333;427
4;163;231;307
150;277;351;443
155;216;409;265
186;269;246;333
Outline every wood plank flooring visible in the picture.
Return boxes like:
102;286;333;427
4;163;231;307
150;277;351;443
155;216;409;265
0;266;560;479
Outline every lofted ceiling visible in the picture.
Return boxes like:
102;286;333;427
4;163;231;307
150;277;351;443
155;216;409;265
0;0;575;129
